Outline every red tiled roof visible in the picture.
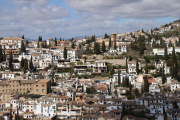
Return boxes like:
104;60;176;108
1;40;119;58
97;83;108;90
61;96;70;99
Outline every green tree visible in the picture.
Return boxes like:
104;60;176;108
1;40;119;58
134;88;140;96
37;42;39;48
155;53;159;63
172;45;176;63
114;39;116;49
118;68;120;84
51;71;55;86
162;64;166;84
54;37;57;46
3;51;6;61
0;46;3;62
114;89;117;95
20;41;26;53
104;33;109;38
94;42;101;54
138;35;146;56
168;41;172;47
102;41;106;52
63;47;67;59
174;100;179;109
22;34;24;39
16;107;19;120
41;43;44;48
44;41;47;48
9;50;13;70
83;56;87;63
9;108;12;120
38;36;42;42
142;29;144;33
21;57;24;68
25;40;28;45
109;38;111;49
24;58;28;73
136;59;139;75
144;75;149;92
164;45;168;61
29;56;33;70
145;62;148;74
71;42;75;49
126;58;128;73
48;85;52;93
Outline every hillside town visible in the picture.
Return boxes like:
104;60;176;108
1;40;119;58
1;20;180;120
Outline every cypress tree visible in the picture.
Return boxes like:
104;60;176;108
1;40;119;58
97;42;101;54
145;62;148;74
20;41;26;53
172;45;176;63
54;37;57;46
109;38;111;49
162;64;166;84
0;45;3;62
48;85;52;93
24;58;28;73
44;41;47;48
9;108;12;120
124;76;129;87
37;42;39;48
118;68;120;84
136;59;139;75
29;56;33;70
22;34;24;39
63;47;67;59
51;71;55;86
71;42;75;49
155;53;159;63
164;45;168;61
3;51;6;61
60;38;61;41
21;57;24;68
144;75;149;92
170;62;172;76
38;36;42;42
16;107;19;120
9;50;13;70
126;58;128;73
168;41;172;47
41;43;44;48
102;41;106;52
114;39;116;50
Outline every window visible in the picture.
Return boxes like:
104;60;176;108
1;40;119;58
42;89;44;92
42;85;44;87
36;89;38;92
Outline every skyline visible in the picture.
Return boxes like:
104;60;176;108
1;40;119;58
0;0;179;40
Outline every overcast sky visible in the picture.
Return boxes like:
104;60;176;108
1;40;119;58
0;0;179;40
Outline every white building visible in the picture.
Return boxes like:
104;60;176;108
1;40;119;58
149;82;161;93
170;80;180;91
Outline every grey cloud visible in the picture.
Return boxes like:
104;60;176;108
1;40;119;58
65;0;180;19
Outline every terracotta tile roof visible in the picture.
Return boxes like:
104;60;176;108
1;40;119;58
143;75;155;83
97;83;108;90
61;96;70;99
